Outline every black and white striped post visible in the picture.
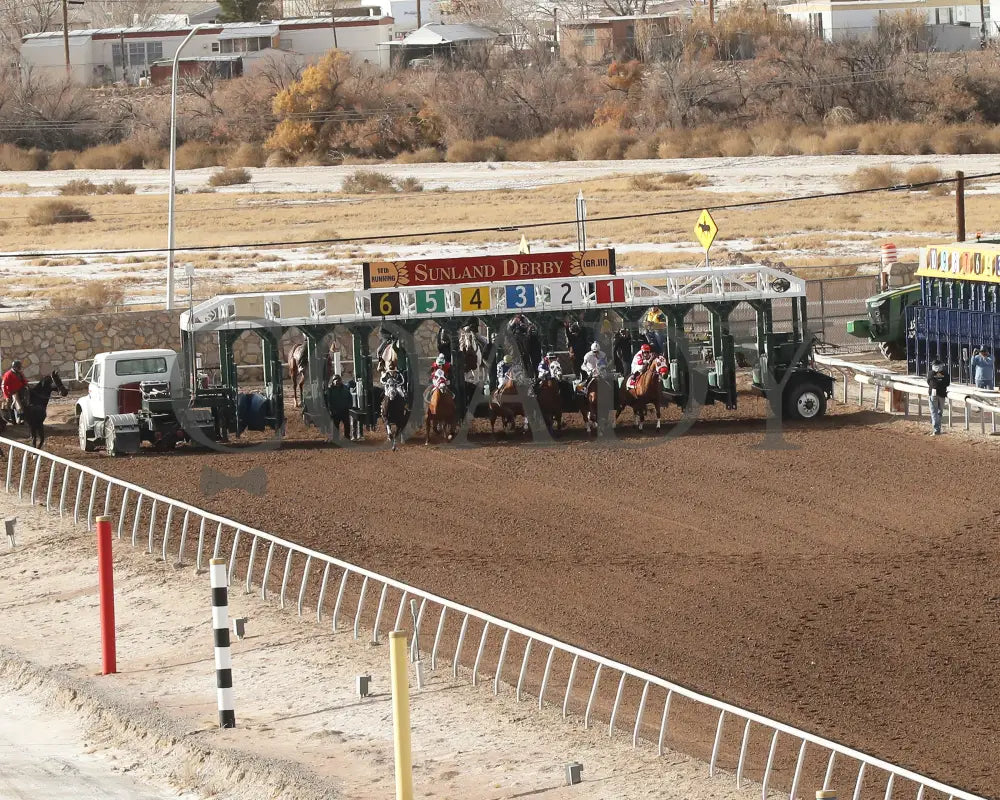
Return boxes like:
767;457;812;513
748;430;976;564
210;557;236;728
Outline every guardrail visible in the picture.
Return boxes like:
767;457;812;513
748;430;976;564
0;437;985;800
816;353;1000;435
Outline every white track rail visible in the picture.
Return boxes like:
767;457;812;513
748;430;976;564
816;353;1000;434
0;437;986;800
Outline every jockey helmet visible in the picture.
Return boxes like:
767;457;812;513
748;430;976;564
590;342;600;352
436;354;446;365
640;344;651;353
11;360;21;370
658;365;669;375
503;354;513;364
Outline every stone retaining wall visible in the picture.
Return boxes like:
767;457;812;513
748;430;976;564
0;309;449;386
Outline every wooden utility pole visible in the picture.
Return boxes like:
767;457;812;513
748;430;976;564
416;0;422;28
956;170;966;242
62;0;70;75
331;4;339;49
708;0;715;25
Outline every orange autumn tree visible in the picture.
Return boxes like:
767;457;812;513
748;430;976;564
267;51;429;160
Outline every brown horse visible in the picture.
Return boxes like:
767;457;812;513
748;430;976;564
489;378;529;436
581;372;615;435
617;357;666;432
536;377;563;432
425;387;457;444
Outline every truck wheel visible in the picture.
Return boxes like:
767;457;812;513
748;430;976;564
105;419;122;457
879;341;906;360
79;416;97;452
786;382;827;420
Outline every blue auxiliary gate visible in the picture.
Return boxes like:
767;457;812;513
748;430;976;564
907;241;1000;381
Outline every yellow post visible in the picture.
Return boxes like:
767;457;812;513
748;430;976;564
389;630;414;800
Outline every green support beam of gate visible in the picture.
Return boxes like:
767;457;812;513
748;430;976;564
704;301;740;410
351;325;375;429
300;324;337;424
252;328;285;431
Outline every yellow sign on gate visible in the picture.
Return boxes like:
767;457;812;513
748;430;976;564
460;286;491;312
694;209;718;252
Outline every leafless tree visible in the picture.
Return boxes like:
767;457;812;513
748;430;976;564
0;0;63;54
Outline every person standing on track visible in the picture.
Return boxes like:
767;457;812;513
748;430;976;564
970;346;995;390
2;360;27;424
928;359;950;435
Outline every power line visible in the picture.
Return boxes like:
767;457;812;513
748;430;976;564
0;169;996;260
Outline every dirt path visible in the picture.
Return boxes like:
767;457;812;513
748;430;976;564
3;153;999;196
0;492;762;800
0;684;199;800
28;397;1000;798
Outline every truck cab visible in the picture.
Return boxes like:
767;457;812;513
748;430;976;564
76;348;185;454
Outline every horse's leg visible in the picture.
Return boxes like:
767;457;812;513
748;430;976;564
636;403;644;432
425;411;431;445
655;401;662;430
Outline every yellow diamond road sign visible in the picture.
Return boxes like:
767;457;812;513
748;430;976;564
694;209;718;252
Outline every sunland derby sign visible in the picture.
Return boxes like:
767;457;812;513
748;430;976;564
362;249;616;290
917;242;1000;284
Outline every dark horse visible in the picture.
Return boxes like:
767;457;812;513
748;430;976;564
18;370;68;448
380;383;409;451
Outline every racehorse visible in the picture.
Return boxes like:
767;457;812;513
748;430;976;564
580;368;616;435
536;376;563;432
18;370;67;449
458;326;489;374
617;357;666;432
489;377;529;436
424;387;457;444
380;382;408;451
288;341;334;409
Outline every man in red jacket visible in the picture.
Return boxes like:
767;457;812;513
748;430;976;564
2;360;27;423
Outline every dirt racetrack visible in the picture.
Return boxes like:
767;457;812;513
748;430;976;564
32;398;1000;799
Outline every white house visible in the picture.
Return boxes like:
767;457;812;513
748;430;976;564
781;0;999;48
20;15;394;86
279;0;439;31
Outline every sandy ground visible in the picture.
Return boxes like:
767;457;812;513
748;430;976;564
0;491;767;800
0;684;200;800
2;153;999;197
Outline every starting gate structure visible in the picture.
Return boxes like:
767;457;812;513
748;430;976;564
179;250;834;436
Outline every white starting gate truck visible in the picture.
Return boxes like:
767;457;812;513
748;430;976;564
75;348;214;456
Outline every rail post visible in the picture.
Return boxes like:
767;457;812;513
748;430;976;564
210;558;236;728
389;630;414;800
96;515;117;675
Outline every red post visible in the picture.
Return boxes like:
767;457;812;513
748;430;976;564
96;515;117;675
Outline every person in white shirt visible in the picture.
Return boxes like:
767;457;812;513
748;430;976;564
581;342;608;381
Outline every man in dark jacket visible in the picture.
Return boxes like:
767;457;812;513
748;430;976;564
928;360;950;435
325;374;353;440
